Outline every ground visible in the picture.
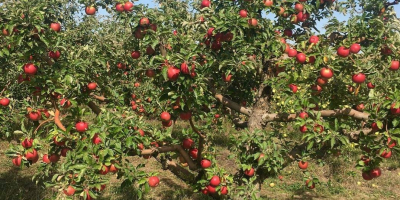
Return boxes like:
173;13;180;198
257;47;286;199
1;121;400;200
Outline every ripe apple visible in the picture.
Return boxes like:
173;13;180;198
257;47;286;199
148;176;160;187
131;51;140;59
298;161;308;169
244;167;255;176
160;111;171;122
389;60;399;71
138;129;145;136
305;180;315;189
146;46;155;55
320;67;333;79
248;18;258;27
287;49;297;57
49;153;60;163
85;6;96;15
12;155;22;167
182;138;194;149
210;176;220;186
263;0;273;7
337;46;350;57
201;0;210;8
295;3;304;12
309;35;319;44
92;133;102;144
239;9;247;18
0;98;10;106
201;159;212;168
28;111;41;121
367;82;375;89
109;164;118;173
220;186;228;195
145;69;155;77
21;138;33;148
180;62;190;74
180;111;192;120
362;172;373;180
222;73;232;82
75;121;89;132
53;136;65;146
296;53;306;64
23;63;37;75
149;23;157;32
299;112;308;119
211;41;222;51
190;148;198;159
283;29;292;37
206;185;216;194
300;125;307;133
116;3;125;12
60;98;72;108
25;149;38;161
388;137;396;148
42;154;50;164
356;104;364;111
380;149;392;158
87;82;97;90
139;17;150;27
350;43;361;54
316;77;328;85
50;23;61;32
124;1;134;11
64;186;76;196
167;66;180;81
162;120;173;127
352;73;366;83
369;168;381;178
99;165;110;175
391;103;400;115
61;148;71;157
214;114;220;118
289;84;298;93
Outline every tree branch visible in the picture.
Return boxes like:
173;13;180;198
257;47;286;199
189;118;205;138
210;88;252;116
141;145;197;170
88;101;101;115
33;117;54;134
262;108;369;122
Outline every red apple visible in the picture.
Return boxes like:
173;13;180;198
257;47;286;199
295;3;304;12
296;53;306;63
25;149;38;160
181;62;190;74
182;138;194;149
85;6;96;15
380;149;392;158
131;51;140;59
162;120;173;127
92;133;102;144
124;2;134;11
248;18;258;27
352;73;366;83
116;3;125;12
148;176;160;187
305;180;315;189
283;29;292;37
389;60;399;71
99;165;110;175
210;176;220;186
60;98;72;108
309;35;319;44
263;0;273;7
42;154;50;164
207;185;216;194
12;155;22;167
180;111;192;120
391;103;400;115
222;73;233;82
337;46;350;57
139;17;150;27
388;137;396;148
316;77;328;85
160;111;171;122
28;111;41;121
200;0;210;8
288;49;297;57
244;168;255;176
356;104;364;111
201;159;212;168
109;164;118;173
350;43;361;54
87;82;97;90
0;98;10;106
23;63;37;75
362;172;373;180
289;84;298;93
64;186;76;196
299;112;308;119
298;161;308;169
167;66;180;81
300;125;307;133
21;138;33;148
220;186;228;195
190;148;198;159
75;121;89;132
367;82;375;89
369;168;381;178
49;153;60;163
239;9;247;18
61;148;71;157
50;22;61;32
320;67;333;79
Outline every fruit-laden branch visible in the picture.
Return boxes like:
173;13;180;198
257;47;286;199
141;145;197;170
262;108;369;122
33;117;54;134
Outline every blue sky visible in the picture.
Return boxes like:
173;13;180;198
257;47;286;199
100;0;400;33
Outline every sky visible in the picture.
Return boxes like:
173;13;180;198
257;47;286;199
99;0;400;33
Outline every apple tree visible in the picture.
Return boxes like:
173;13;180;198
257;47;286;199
1;0;400;199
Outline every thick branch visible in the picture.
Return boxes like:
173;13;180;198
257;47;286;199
141;145;197;170
92;94;107;102
189;118;205;138
211;89;252;116
88;101;101;115
262;108;369;122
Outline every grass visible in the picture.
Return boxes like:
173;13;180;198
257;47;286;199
1;120;400;200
